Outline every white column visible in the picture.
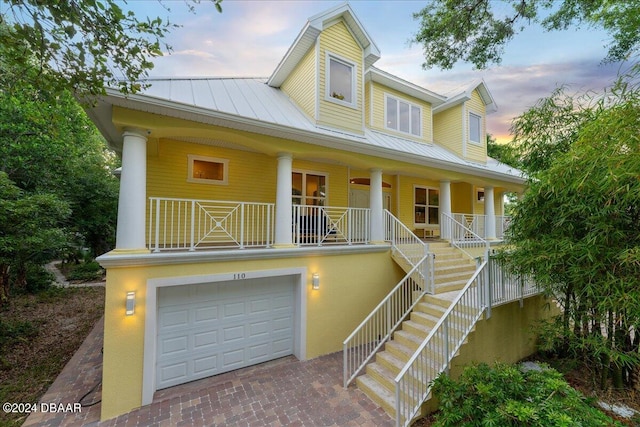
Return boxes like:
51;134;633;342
484;186;496;240
439;180;452;239
274;153;294;247
370;168;384;243
115;130;148;251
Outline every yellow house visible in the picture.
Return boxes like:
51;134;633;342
87;3;541;425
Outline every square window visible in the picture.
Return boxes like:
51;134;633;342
385;94;422;137
187;155;228;185
414;186;439;225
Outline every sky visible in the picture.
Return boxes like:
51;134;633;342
127;0;626;143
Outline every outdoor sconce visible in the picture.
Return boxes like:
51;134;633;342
125;291;136;316
312;273;320;290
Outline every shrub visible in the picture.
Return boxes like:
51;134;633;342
66;261;103;281
431;362;621;426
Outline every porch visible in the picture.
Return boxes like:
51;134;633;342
146;197;511;252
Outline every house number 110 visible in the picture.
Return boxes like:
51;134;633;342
233;273;246;280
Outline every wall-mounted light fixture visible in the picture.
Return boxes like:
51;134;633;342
125;291;136;316
312;273;320;290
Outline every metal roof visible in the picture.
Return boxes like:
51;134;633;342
105;77;524;184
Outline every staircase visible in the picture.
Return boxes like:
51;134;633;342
356;242;478;420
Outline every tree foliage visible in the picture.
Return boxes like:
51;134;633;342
413;0;640;70
501;76;640;389
0;0;222;96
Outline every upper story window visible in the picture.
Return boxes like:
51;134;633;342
385;95;421;137
469;112;482;144
327;54;356;107
187;154;229;185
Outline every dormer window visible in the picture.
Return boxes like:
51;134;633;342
385;94;421;137
327;54;356;106
469;112;482;143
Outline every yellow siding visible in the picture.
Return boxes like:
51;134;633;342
433;106;463;156
364;81;371;127
318;21;363;134
370;82;433;143
451;182;473;214
281;46;316;119
465;89;487;163
147;139;277;203
100;250;402;419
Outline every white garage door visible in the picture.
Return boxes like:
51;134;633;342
156;276;295;389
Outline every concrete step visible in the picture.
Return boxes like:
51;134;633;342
376;350;406;376
394;330;423;351
415;300;447;317
434;270;474;285
366;361;396;392
385;339;415;362
356;375;396;418
402;319;432;337
434;262;476;275
410;310;440;328
435;279;468;294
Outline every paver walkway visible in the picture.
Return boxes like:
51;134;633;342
24;317;394;427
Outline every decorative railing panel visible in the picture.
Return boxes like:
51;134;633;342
292;205;370;246
441;212;489;259
148;198;274;251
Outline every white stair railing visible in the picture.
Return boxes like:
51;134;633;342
384;210;430;269
441;212;489;259
394;260;487;427
393;254;542;427
343;254;431;388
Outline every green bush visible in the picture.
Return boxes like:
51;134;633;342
0;320;38;351
66;260;103;281
431;362;621;427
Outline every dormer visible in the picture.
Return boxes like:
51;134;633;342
267;3;380;135
432;80;497;164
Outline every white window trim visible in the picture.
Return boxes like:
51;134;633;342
468;111;482;145
413;185;439;226
292;169;329;206
384;93;423;138
187;154;229;185
325;51;357;109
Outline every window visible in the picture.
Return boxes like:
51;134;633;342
327;55;355;105
385;95;421;137
187;154;228;185
477;188;485;202
292;171;327;206
414;187;439;225
469;112;481;143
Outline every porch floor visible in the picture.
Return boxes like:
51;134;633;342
24;318;394;427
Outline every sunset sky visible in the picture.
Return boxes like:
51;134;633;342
129;0;626;143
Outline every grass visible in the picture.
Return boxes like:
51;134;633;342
0;287;104;427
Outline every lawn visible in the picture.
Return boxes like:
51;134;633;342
0;287;105;427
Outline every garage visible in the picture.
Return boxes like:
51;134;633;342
156;275;296;389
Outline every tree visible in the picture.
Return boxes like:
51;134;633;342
413;0;640;70
0;172;70;308
501;78;640;389
0;0;222;96
486;133;520;169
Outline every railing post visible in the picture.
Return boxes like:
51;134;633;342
239;203;245;249
316;206;322;246
444;317;450;375
484;252;491;318
266;204;272;248
153;198;161;252
347;208;353;245
189;200;196;251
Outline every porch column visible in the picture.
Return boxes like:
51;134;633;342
439;180;452;239
484;186;496;240
370;168;384;243
115;129;148;251
274;153;294;247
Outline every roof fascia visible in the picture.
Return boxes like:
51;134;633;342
366;67;446;106
267;2;380;87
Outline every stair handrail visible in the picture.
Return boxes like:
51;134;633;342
394;260;489;427
441;212;489;260
384;209;430;268
343;254;432;388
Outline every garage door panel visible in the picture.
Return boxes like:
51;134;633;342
156;276;295;390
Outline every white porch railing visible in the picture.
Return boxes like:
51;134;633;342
496;215;511;239
148;198;275;251
441;212;489;259
292;205;370;246
453;213;485;239
343;254;432;388
393;254;541;427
